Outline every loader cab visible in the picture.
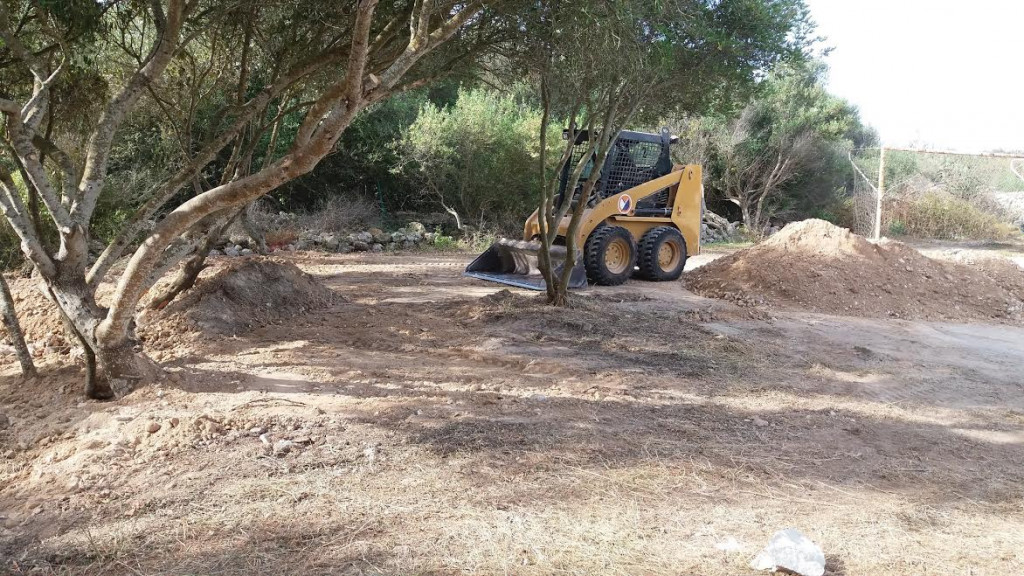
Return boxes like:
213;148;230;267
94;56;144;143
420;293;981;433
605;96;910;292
556;127;677;212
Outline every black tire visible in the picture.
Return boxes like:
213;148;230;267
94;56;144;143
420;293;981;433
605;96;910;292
636;226;687;281
583;225;637;286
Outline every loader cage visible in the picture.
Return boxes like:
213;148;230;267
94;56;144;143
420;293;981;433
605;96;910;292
556;128;676;212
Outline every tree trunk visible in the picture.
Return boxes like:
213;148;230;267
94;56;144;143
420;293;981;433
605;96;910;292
45;278;157;399
147;207;244;310
147;239;215;311
96;341;160;397
0;274;35;377
740;198;760;236
240;203;268;254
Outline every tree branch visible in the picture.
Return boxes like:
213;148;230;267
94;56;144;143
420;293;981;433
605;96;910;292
74;0;186;222
0;163;55;276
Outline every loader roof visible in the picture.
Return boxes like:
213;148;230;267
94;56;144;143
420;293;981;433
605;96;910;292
562;128;679;145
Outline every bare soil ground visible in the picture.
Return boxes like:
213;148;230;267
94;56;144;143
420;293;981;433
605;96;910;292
2;247;1024;575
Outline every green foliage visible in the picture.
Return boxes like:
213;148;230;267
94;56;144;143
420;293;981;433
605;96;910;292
272;90;432;210
687;60;875;228
886;192;1015;241
429;229;459;251
396;89;552;231
888;220;907;236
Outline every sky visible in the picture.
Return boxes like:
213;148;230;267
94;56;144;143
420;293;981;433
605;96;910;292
804;0;1024;153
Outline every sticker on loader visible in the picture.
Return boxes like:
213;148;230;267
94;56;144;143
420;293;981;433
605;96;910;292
618;194;633;213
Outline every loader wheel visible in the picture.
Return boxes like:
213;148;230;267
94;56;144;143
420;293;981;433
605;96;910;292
636;226;687;281
584;225;636;286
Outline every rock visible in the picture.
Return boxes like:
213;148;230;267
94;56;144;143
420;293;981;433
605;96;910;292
715;536;743;552
404;231;423;242
402;240;415;249
369;228;389;244
273;439;294;456
240;248;254;256
353;241;370;252
146;422;162;434
0;413;8;430
250;426;266;436
406;221;426;234
371;243;384;252
390;231;405;243
750;528;826;576
752;417;769;427
224;246;240;257
170;417;180;428
259;433;271;445
354;231;373;244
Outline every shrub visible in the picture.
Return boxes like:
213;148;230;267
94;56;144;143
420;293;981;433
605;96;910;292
888;220;907;236
396;89;554;233
885;192;1016;241
430;232;459;251
295;195;379;235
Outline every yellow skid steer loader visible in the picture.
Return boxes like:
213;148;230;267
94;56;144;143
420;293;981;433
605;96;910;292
466;127;703;290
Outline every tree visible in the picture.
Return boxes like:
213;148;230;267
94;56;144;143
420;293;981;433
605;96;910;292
523;0;815;305
397;88;547;230
0;273;33;377
0;0;508;398
710;61;870;233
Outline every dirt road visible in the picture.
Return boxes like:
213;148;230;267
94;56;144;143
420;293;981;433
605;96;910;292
2;251;1023;575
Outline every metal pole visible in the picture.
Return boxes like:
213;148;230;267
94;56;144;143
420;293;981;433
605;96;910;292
874;145;886;241
1011;159;1024;184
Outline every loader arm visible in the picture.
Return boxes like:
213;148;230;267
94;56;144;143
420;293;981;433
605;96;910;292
524;165;703;254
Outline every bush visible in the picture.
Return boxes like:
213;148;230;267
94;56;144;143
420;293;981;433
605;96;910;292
430;230;459;251
294;195;379;235
885;192;1016;241
888;220;907;236
396;89;553;233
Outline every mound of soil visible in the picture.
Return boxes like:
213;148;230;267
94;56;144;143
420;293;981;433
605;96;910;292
685;219;1024;322
140;259;341;341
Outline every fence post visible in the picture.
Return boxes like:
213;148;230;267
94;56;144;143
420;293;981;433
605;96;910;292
874;145;886;241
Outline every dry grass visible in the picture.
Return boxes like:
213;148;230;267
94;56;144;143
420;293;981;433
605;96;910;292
295;196;380;235
3;252;1024;575
886;192;1018;241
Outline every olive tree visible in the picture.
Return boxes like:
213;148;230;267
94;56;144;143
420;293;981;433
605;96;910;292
712;62;869;232
0;0;507;398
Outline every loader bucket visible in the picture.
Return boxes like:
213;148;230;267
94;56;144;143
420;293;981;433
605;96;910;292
464;239;587;291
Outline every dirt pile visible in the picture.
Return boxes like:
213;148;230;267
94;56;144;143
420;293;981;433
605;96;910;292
686;219;1024;322
139;259;342;343
1;259;340;360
